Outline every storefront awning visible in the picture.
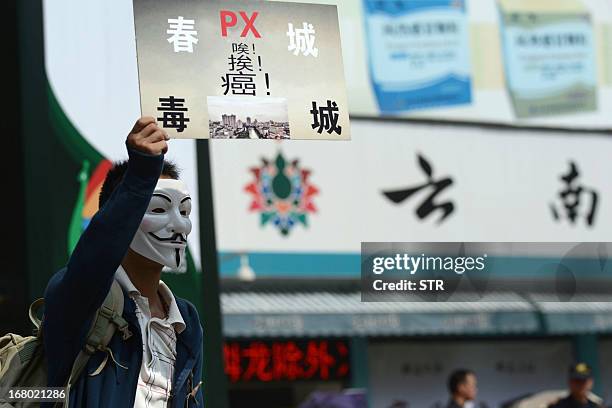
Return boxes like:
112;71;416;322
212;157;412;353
221;291;540;337
532;295;612;335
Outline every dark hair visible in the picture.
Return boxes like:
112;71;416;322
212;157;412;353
448;369;474;394
99;160;180;208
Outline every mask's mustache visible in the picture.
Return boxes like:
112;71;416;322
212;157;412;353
148;232;187;243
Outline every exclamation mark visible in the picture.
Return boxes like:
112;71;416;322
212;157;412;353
252;44;256;54
258;56;262;71
265;73;270;95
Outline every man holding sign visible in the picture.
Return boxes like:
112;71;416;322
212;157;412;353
42;117;204;407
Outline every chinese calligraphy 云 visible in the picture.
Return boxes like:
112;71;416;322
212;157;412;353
157;96;190;133
287;22;319;57
310;100;342;135
382;153;455;224
167;16;198;53
550;161;599;227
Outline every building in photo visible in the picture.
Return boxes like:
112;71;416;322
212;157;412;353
208;96;290;140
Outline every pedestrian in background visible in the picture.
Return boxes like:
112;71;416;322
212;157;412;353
446;369;478;408
548;363;603;408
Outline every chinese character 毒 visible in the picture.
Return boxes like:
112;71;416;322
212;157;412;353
167;16;198;53
157;96;190;133
310;100;342;135
382;153;455;223
550;161;598;227
287;22;319;57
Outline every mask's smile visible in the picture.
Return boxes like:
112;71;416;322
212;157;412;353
148;232;187;244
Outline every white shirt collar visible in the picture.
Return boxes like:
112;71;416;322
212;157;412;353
115;266;186;333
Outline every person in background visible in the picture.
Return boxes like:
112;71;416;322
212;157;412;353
548;363;602;408
446;369;478;408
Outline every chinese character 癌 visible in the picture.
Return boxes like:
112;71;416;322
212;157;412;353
221;73;257;96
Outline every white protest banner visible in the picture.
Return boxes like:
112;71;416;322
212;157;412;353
133;0;350;140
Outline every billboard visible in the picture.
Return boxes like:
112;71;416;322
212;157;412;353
212;120;612;277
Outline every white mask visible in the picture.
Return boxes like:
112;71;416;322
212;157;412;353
130;179;192;269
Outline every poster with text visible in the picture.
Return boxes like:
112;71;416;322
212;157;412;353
498;0;598;118
133;0;350;140
363;0;472;112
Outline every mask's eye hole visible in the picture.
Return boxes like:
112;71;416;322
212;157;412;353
180;210;187;216
152;208;166;214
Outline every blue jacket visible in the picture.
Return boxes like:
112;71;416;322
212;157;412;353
42;147;204;407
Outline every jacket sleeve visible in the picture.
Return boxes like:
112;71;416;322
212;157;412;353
44;146;163;337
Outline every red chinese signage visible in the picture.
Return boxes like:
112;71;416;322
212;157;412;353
224;339;350;383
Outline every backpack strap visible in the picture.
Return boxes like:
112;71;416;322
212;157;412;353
83;280;132;354
28;299;44;336
65;280;132;393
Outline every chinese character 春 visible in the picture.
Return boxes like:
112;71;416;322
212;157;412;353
167;16;198;53
287;22;319;57
157;96;190;133
550;161;598;227
310;100;342;135
382;154;455;223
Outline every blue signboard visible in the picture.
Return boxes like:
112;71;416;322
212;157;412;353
363;0;472;113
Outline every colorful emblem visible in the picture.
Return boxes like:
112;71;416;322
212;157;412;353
68;159;112;254
245;152;318;236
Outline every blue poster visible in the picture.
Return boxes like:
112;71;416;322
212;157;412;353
363;0;472;113
498;0;597;118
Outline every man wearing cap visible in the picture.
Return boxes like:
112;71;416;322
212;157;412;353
548;363;603;408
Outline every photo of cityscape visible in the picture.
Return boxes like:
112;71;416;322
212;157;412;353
207;96;290;139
